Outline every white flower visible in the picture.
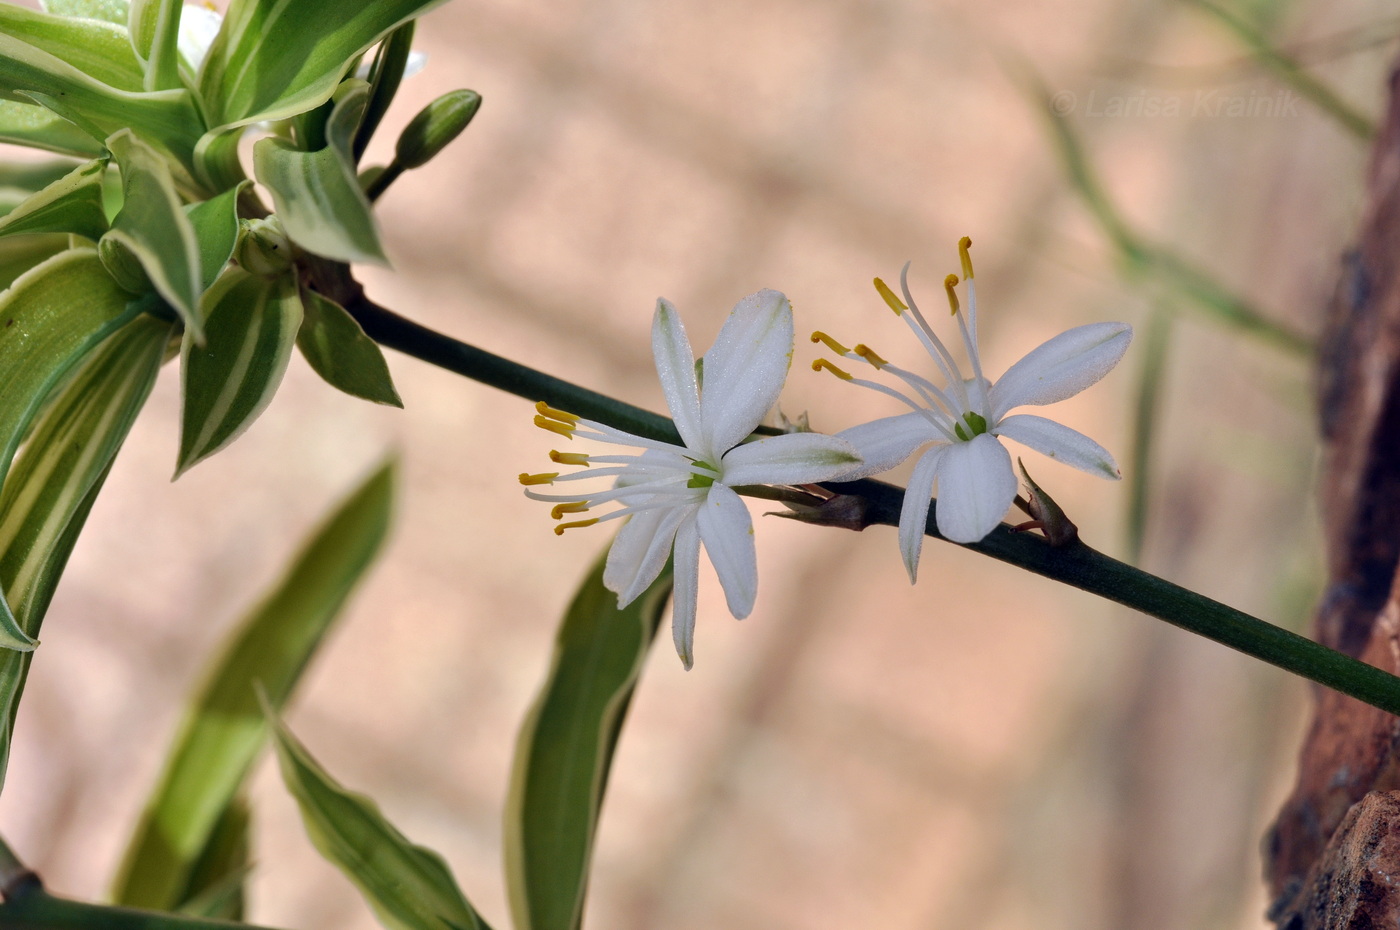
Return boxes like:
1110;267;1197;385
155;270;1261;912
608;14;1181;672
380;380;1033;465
813;237;1131;578
520;290;862;669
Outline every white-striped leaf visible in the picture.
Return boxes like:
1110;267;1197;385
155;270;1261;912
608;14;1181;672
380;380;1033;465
113;462;394;910
0;2;143;91
0;157;108;241
0;310;172;789
176;267;302;476
254;81;387;265
296;289;401;406
42;0;130;26
268;707;489;930
127;0;183;91
197;0;448;130
0;100;105;158
106;129;204;337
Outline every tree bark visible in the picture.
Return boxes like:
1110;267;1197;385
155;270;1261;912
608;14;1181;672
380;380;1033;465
1266;61;1400;928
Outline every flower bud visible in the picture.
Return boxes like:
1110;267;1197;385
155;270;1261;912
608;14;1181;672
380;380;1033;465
394;90;481;169
97;233;151;295
235;216;293;277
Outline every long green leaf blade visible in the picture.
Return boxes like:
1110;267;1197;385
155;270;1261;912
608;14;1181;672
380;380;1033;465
268;709;489;930
505;552;674;930
185;181;247;291
112;461;395;910
0;100;105;158
197;0;448;129
0;157;108;241
176;267;302;475
0;310;172;789
0;2;144;91
0;234;69;290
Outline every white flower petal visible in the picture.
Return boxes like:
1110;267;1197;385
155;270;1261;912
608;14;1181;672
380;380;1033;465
699;289;794;454
697;484;758;619
898;445;946;583
652;298;705;449
605;503;696;607
933;434;1017;543
178;4;224;71
720;433;862;487
671;517;701;670
995;414;1121;479
833;412;945;480
990;322;1132;420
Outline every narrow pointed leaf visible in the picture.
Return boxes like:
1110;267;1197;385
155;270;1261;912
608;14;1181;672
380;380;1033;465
297;289;402;406
0;157;108;241
198;0;448;129
354;22;416;160
185;181;247;291
0;2;143;91
107;128;203;335
505;550;674;930
253;82;387;264
176;268;302;475
113;462;395;910
0;158;86;198
0;100;104;158
176;796;251;920
268;710;490;930
0;311;172;790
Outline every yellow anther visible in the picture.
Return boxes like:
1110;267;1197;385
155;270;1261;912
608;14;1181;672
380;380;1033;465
554;518;600;535
944;274;961;315
518;472;559;486
854;344;887;369
535;401;579;423
534;415;576;438
812;358;853;381
549;450;590;466
810;331;850;355
551;501;590;519
958;236;974;280
873;277;907;315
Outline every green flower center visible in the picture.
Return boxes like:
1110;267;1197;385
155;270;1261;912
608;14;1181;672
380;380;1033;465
687;460;719;488
953;411;988;442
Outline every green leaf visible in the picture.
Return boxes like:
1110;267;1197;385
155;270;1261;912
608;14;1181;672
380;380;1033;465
0;248;139;493
0;310;172;789
176;795;251;921
253;81;387;264
185;181;247;291
354;22;415;160
0;157;108;241
112;461;395;910
0;99;105;158
176;268;302;476
42;0;131;26
197;0;448;130
0;234;69;290
0;890;293;930
106;129;202;332
0;33;201;164
128;0;183;91
297;290;402;406
0;2;144;91
0;157;85;197
505;551;674;930
268;708;490;930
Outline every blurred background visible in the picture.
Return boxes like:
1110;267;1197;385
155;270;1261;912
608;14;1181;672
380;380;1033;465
3;0;1398;927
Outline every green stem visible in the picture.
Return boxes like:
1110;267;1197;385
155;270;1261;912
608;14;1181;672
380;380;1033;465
334;287;1400;715
0;894;286;930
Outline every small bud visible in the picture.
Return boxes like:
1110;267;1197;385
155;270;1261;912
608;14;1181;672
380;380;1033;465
395;90;482;169
234;216;293;277
97;234;152;295
1011;459;1079;546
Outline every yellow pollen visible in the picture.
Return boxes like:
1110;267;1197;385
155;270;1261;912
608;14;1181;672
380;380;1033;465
554;518;600;535
854;344;887;368
944;274;961;315
535;401;579;423
958;236;974;280
810;331;850;355
518;472;558;486
812;358;853;381
873;277;907;316
534;415;576;438
549;450;590;466
551;501;590;519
